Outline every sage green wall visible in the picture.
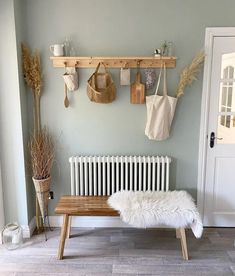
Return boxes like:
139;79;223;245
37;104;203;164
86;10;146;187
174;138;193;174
22;0;235;216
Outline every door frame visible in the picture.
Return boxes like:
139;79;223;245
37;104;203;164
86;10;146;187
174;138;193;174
197;27;235;222
0;161;4;243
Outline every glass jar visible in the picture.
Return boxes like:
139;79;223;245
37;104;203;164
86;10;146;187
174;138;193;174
64;37;71;56
167;42;174;56
2;223;23;250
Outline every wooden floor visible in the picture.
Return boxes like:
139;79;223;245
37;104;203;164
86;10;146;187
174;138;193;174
0;227;235;275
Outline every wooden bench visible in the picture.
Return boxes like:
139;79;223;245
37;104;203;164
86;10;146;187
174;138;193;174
55;195;189;260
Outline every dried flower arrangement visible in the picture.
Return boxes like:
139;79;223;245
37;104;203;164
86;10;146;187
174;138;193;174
29;128;54;180
22;44;42;135
22;44;54;231
22;44;55;178
176;51;205;98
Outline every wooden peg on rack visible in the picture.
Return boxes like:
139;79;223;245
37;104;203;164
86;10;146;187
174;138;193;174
137;60;141;71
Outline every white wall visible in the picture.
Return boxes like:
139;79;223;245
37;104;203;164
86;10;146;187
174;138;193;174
0;0;29;228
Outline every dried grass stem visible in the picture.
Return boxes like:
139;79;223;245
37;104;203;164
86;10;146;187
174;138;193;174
176;51;205;98
22;43;42;135
29;128;54;180
22;44;42;96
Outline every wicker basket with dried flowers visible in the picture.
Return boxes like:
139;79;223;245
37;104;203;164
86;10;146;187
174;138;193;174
29;128;54;220
22;44;54;231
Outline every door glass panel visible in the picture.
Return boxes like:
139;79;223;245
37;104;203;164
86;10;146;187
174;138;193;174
223;67;228;79
226;115;231;128
221;87;226;107
218;53;235;143
220;115;225;125
217;115;235;144
219;83;234;112
228;87;232;106
229;66;234;79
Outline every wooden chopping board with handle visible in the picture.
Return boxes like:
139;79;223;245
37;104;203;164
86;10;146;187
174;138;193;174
130;72;145;104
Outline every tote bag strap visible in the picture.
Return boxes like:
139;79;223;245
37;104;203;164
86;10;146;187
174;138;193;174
154;63;163;95
154;62;168;96
163;62;168;96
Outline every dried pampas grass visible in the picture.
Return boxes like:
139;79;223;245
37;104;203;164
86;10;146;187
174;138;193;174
22;43;43;135
29;128;55;180
176;51;205;98
22;44;42;96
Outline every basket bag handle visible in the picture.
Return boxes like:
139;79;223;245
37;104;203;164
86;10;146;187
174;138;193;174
88;62;109;83
95;62;108;74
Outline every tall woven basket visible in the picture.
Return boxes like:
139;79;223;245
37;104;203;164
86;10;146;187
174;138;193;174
32;177;50;221
87;62;116;103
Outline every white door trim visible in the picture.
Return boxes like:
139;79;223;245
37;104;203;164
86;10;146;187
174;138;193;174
197;27;235;221
0;162;5;243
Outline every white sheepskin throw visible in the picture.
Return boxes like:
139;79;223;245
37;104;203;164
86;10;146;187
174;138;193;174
108;190;203;238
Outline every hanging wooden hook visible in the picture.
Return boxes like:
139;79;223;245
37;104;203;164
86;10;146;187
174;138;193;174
137;60;142;72
63;62;69;108
124;62;128;68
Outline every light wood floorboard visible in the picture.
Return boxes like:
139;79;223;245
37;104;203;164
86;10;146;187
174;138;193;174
0;227;234;275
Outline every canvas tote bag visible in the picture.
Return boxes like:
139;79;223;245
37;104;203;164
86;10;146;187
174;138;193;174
145;64;177;140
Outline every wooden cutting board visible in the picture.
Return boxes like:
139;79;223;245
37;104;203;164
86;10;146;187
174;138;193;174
130;72;145;104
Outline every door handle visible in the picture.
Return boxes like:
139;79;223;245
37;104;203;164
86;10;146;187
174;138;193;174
210;132;223;148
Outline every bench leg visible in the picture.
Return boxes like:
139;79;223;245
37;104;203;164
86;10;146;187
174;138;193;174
176;229;181;239
177;228;189;260
66;216;72;239
58;214;69;260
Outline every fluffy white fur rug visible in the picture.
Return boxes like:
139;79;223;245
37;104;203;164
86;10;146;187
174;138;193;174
108;190;203;238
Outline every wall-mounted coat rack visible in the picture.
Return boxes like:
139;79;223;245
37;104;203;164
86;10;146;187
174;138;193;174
50;56;176;68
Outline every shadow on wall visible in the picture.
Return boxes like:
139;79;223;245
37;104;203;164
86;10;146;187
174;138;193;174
169;160;177;191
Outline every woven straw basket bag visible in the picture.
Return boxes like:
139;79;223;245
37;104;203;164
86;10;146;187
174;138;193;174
87;62;116;103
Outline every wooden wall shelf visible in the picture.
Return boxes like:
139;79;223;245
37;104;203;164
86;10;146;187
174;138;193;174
50;56;176;68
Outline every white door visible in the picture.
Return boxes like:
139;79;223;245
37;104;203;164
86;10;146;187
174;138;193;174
203;36;235;226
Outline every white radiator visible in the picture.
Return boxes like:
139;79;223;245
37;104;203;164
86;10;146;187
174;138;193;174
69;156;171;196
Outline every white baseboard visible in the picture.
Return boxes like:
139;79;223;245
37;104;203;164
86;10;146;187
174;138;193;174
21;216;170;235
22;216;130;238
49;215;130;228
21;217;36;238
